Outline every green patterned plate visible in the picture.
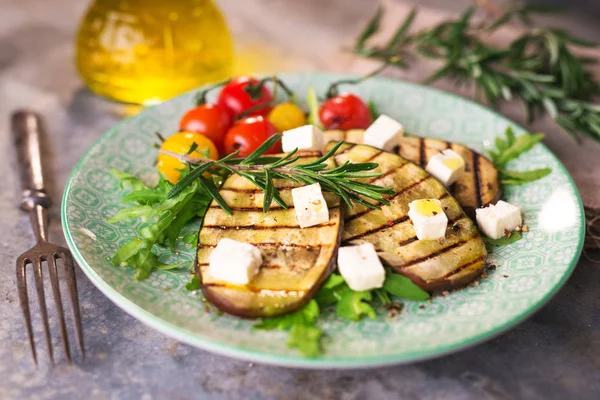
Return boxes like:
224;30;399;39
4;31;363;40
62;73;584;368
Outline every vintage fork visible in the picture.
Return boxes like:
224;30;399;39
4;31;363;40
12;110;84;365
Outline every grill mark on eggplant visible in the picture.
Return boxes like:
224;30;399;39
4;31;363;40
441;256;485;279
346;179;443;223
345;216;410;241
400;233;480;269
335;143;356;156
364;150;384;163
220;186;298;194
365;162;409;184
199;243;328;250
202;283;307;294
202;222;338;230
419;137;427;168
208;205;293;211
208;204;341;212
472;152;483;208
348;214;463;245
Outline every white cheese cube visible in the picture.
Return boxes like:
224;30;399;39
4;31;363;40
291;183;329;228
362;114;404;152
426;149;465;186
476;200;522;239
282;125;324;153
207;238;263;285
337;243;385;291
408;199;448;240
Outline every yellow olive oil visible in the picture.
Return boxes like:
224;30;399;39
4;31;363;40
76;0;233;104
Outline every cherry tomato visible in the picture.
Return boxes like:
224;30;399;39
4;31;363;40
268;102;307;132
179;103;232;153
157;131;219;184
224;116;281;157
319;93;372;130
217;76;273;118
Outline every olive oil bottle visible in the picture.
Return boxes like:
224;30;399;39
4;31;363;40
76;0;233;105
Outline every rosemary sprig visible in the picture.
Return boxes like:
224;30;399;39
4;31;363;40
162;135;395;215
353;4;600;142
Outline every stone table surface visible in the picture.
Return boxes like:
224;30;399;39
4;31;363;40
1;0;599;399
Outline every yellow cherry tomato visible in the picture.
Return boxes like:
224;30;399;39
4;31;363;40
267;102;307;132
157;131;218;183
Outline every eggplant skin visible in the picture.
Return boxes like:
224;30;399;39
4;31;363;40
195;151;344;318
330;143;487;292
323;130;501;218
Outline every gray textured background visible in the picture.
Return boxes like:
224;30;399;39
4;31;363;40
1;0;599;399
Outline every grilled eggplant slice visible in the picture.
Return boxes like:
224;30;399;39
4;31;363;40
330;143;487;291
196;152;343;318
323;130;500;217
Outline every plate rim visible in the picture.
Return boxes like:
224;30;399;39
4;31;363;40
61;72;585;369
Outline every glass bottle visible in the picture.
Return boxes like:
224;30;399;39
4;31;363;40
75;0;233;105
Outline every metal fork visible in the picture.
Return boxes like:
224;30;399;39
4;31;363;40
12;110;84;365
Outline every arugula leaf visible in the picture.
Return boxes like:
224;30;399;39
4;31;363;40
489;127;552;185
288;324;323;358
489;127;545;169
108;170;212;280
368;100;381;121
183;232;199;246
314;273;347;307
373;288;391;305
500;168;552;185
253;300;323;357
185;275;201;291
111;169;147;192
383;270;430;301
485;231;522;246
336;290;376;321
111;237;147;266
306;86;323;128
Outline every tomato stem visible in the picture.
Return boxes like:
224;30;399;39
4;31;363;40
325;62;390;98
236;100;274;120
194;78;232;106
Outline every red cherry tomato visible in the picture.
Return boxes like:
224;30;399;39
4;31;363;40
217;76;273;118
319;93;372;130
179;103;232;153
224;116;281;157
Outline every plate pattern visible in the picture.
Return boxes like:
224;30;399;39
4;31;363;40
62;73;584;367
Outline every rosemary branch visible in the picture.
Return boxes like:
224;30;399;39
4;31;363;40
353;3;600;142
164;134;395;215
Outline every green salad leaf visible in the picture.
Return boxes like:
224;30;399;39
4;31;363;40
108;169;212;280
253;300;322;357
500;168;552;185
383;269;430;301
336;290;377;321
368;100;381;121
306;86;324;128
485;231;522;246
489;127;552;185
185;275;201;291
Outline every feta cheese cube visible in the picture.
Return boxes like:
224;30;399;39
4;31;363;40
282;125;324;153
362;114;404;152
426;149;465;186
408;199;448;240
337;243;385;291
476;200;522;239
291;183;329;228
208;238;263;285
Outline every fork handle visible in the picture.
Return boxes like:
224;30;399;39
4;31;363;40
11;111;52;211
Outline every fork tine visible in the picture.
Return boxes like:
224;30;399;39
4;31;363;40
33;257;54;365
60;251;85;359
47;255;72;364
16;257;37;366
